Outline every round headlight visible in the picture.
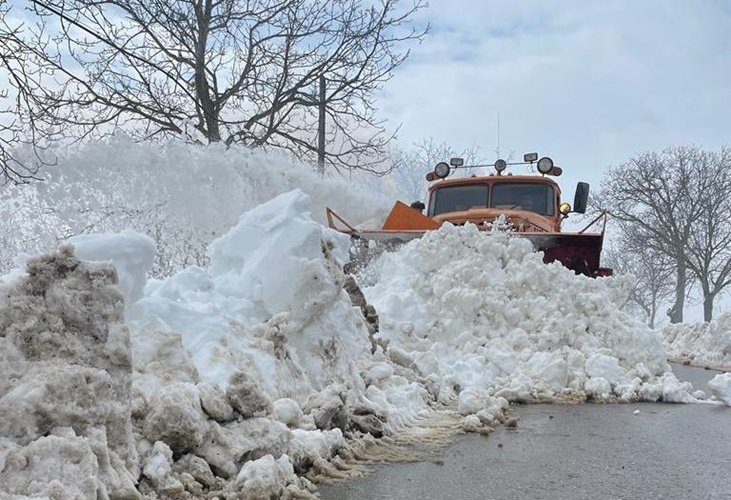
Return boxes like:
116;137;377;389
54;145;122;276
537;156;554;174
494;159;507;172
559;202;571;215
434;162;450;179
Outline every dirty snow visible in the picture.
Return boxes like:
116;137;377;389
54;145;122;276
0;187;711;498
0;246;140;498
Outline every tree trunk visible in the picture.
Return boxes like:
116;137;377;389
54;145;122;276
669;258;685;324
703;291;714;322
649;302;656;329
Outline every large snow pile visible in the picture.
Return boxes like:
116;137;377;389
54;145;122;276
2;189;712;498
123;188;426;497
1;190;428;498
661;314;731;371
364;223;695;408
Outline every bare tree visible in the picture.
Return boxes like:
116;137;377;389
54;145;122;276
392;138;483;202
12;0;426;173
598;145;731;323
0;7;47;185
603;226;675;328
683;147;731;321
596;146;709;324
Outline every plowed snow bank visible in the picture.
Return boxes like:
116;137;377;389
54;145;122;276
661;314;731;371
3;190;716;498
365;223;695;405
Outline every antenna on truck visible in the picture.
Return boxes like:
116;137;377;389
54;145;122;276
495;112;501;160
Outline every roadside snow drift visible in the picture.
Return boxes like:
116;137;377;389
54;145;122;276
364;223;695;406
1;189;713;498
661;314;731;371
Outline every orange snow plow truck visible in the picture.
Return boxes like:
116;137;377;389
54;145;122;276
326;153;612;277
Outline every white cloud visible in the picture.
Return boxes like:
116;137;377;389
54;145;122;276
382;0;731;190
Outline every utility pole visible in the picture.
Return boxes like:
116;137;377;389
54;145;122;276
317;75;326;176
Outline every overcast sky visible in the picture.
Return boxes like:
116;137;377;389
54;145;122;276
381;0;731;192
379;1;731;322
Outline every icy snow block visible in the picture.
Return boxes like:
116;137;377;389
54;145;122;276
1;434;101;499
207;189;349;317
198;382;235;422
173;454;216;488
272;398;304;427
70;230;156;305
197;418;291;479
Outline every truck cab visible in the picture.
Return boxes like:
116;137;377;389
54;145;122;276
325;152;608;277
426;175;563;233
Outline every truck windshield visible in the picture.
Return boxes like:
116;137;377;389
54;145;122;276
491;183;555;215
429;184;489;216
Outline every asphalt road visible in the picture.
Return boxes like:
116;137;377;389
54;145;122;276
319;364;730;500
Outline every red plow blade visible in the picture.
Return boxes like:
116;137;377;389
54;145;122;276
523;233;611;277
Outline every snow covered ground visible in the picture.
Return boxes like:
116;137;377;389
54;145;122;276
2;186;730;498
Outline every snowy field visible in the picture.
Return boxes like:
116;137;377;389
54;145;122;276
1;147;730;498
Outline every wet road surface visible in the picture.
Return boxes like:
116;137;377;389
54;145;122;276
319;364;730;500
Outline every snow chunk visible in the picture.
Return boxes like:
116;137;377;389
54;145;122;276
226;371;272;418
585;354;623;386
143;382;208;454
273;398;304;427
458;387;492;416
585;377;612;399
142;441;173;486
1;434;101;499
287;428;345;470
197;418;291;480
198;382;235;422
235;454;295;499
708;373;731;405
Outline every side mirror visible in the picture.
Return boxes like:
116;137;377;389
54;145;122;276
573;182;589;214
410;201;425;212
